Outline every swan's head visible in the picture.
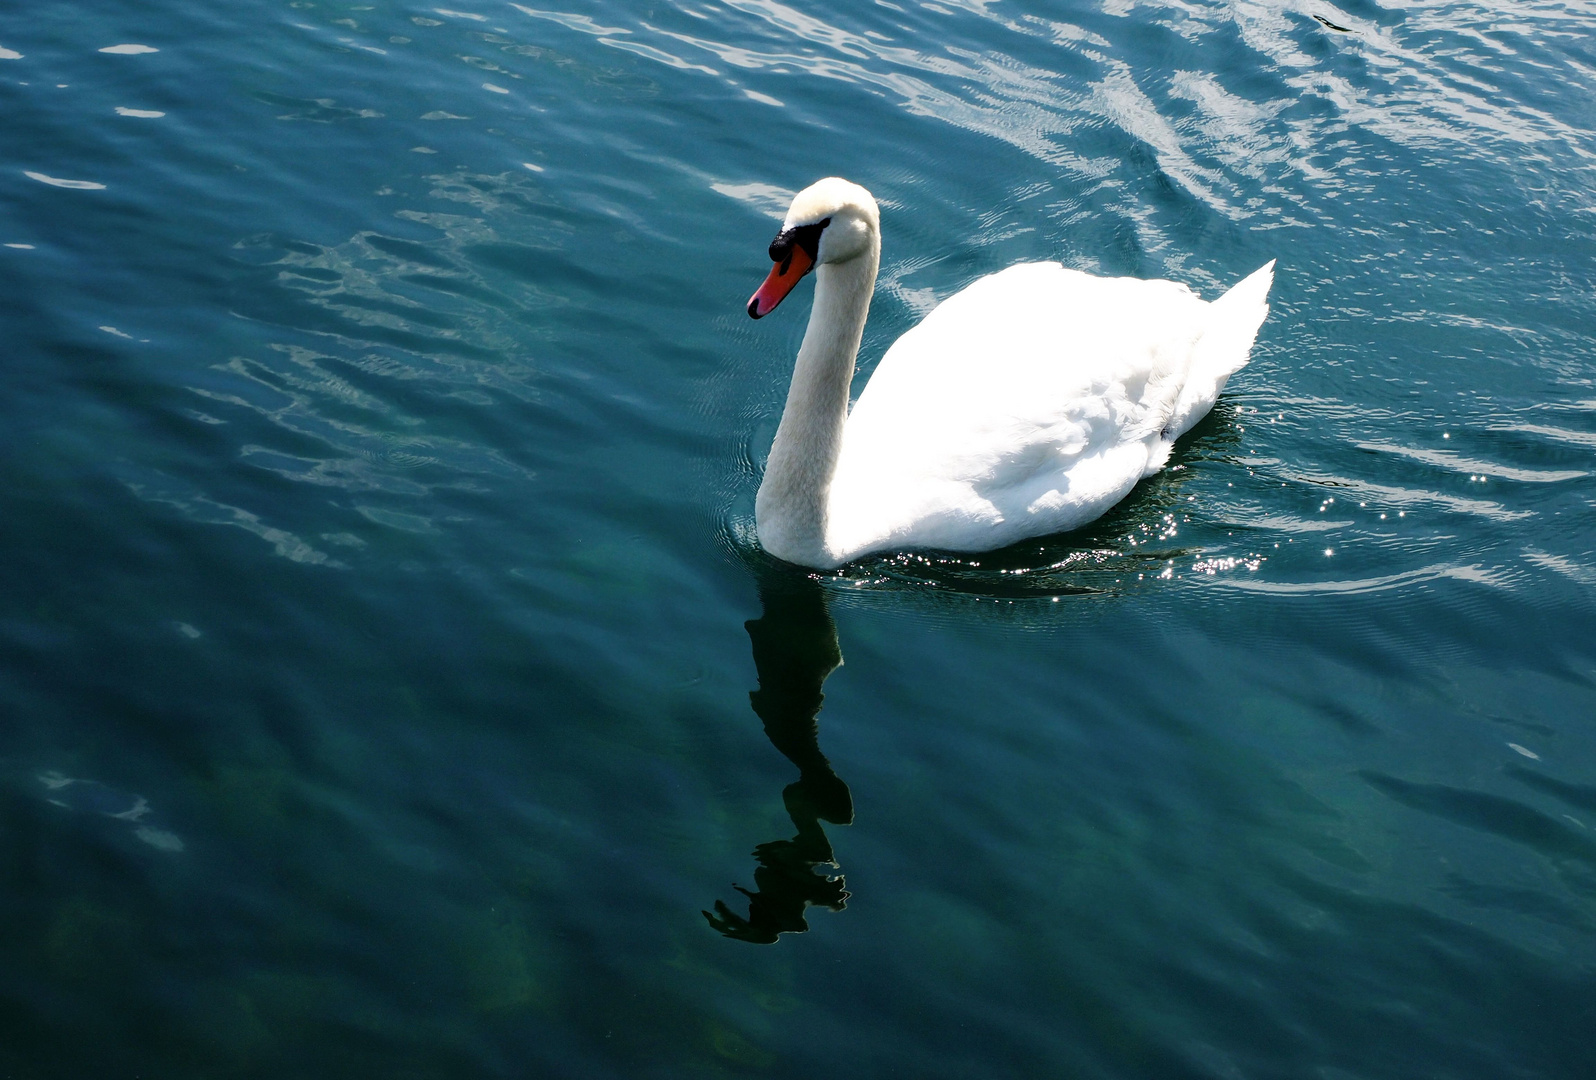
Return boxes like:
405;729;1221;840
748;178;879;319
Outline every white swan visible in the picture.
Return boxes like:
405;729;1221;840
748;177;1274;569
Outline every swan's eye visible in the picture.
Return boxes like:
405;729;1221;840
768;217;831;271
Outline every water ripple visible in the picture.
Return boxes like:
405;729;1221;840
123;474;344;567
6;0;1596;1073
1356;441;1588;483
1217;560;1513;595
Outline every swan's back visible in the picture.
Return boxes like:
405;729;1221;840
826;261;1273;561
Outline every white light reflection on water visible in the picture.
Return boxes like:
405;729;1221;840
24;170;107;190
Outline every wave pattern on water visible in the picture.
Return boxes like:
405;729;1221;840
1;0;1595;1077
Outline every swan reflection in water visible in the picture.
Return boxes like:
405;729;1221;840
704;571;853;943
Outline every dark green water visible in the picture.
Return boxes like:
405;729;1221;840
2;0;1594;1076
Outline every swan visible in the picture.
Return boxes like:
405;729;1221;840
747;177;1274;569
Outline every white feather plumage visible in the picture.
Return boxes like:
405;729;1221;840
751;179;1274;569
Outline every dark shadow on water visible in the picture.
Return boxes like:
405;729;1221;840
703;406;1246;938
704;569;853;944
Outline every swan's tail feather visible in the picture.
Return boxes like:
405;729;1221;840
1199;259;1273;380
1163;261;1275;443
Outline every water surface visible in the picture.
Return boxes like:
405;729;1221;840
2;0;1595;1076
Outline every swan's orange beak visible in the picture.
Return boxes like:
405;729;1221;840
748;246;814;319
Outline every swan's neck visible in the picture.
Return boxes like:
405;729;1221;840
756;244;879;567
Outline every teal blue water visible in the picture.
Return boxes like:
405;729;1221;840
3;0;1595;1075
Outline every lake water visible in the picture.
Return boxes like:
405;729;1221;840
3;0;1595;1075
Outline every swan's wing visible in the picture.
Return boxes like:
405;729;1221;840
828;262;1222;556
